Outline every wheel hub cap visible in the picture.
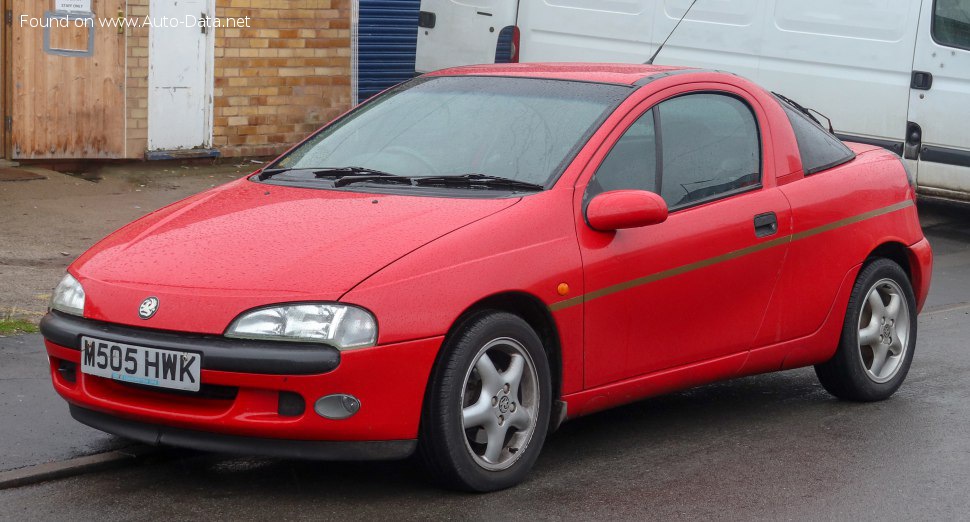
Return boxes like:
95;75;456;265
498;395;511;414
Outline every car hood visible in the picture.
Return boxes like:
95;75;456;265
73;178;519;333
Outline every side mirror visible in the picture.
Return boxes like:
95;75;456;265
585;190;668;232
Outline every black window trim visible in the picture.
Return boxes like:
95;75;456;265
584;90;765;214
930;0;970;52
652;108;664;193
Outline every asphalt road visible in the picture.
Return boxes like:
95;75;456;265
0;334;130;472
1;201;968;520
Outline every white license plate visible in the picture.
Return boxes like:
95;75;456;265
80;336;202;392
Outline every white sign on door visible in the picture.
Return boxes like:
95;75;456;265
55;0;92;13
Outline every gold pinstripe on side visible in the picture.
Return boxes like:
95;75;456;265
547;200;915;312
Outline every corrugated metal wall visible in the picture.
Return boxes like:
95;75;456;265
356;0;421;101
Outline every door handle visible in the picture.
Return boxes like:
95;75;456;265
418;11;436;28
911;71;933;91
754;212;778;238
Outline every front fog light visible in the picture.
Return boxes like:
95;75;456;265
315;394;361;420
50;273;86;316
225;303;377;350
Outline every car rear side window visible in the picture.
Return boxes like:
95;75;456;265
777;99;856;175
933;0;970;51
657;94;761;209
585;110;658;205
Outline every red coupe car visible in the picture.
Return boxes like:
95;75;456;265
41;63;932;491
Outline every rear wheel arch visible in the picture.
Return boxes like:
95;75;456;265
815;257;917;401
866;241;919;289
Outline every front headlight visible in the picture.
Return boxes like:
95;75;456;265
225;304;377;350
50;273;86;316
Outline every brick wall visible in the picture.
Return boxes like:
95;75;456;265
124;0;352;159
126;0;151;158
212;0;352;157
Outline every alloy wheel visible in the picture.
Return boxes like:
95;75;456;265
459;337;540;471
857;278;911;383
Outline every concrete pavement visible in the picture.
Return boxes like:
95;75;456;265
0;161;259;320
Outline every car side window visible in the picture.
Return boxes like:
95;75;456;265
584;110;658;204
657;94;761;209
933;0;970;51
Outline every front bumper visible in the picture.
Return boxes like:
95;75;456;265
41;311;341;375
41;312;443;448
70;405;416;460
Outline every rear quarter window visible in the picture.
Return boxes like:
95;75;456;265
777;99;856;175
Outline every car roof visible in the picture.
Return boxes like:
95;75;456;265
424;63;692;86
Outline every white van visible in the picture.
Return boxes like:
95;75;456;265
415;0;970;203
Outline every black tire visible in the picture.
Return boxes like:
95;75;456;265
419;311;552;492
815;258;918;401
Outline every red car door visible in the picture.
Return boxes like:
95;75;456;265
574;85;793;388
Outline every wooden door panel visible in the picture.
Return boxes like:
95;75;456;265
1;0;6;158
11;0;125;158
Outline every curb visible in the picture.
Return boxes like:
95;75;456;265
0;446;157;490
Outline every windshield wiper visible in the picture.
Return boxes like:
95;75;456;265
324;167;406;187
270;169;545;192
333;174;413;187
334;173;544;191
314;166;398;179
410;174;544;192
258;166;401;182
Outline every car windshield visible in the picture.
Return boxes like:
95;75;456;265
269;76;630;188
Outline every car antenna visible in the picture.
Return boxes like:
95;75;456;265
645;0;700;65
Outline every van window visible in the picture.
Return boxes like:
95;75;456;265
934;0;970;51
585;110;658;203
776;98;856;175
657;94;761;209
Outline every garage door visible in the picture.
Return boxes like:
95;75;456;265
356;0;421;101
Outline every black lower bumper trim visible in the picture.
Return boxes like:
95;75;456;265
41;311;340;375
70;405;417;461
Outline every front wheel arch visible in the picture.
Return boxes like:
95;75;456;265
444;292;563;403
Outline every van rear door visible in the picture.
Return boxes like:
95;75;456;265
908;0;970;197
415;0;518;73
